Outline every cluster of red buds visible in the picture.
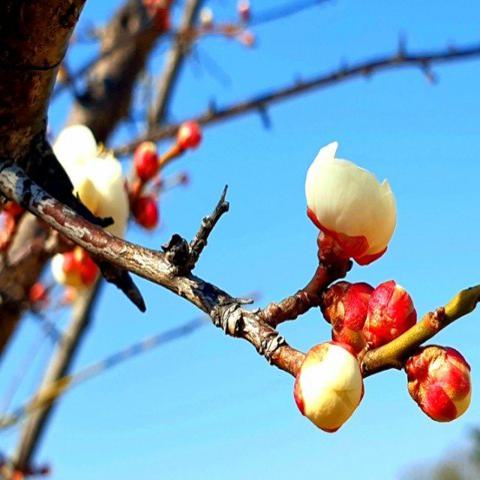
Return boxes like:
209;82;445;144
322;280;417;355
293;141;472;432
130;121;202;230
143;0;171;31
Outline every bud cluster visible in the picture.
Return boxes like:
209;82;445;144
130;121;202;231
321;280;416;355
294;141;472;432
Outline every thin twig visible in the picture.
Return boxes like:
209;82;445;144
148;0;205;126
0;316;207;430
114;40;480;155
187;185;229;269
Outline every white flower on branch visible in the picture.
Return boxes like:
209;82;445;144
53;124;129;238
51;125;129;289
305;142;396;265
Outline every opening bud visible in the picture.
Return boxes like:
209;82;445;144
305;142;396;265
294;342;364;432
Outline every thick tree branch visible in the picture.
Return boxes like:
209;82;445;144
362;285;480;376
0;1;89;357
0;1;85;157
0;161;304;378
115;40;480;155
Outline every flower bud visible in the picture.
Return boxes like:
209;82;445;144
200;7;214;29
51;247;98;289
134;142;159;182
237;0;251;22
305;142;396;265
405;346;471;422
143;0;170;30
132;195;159;230
29;282;49;306
363;280;416;348
321;281;373;355
294;342;364;432
3;201;23;218
177;121;202;150
238;30;255;47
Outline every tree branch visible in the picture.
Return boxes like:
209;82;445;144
1;315;206;431
0;161;304;377
362;285;480;376
148;0;205;126
114;40;480;155
260;235;351;327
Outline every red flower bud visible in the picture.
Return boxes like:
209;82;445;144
321;281;373;355
29;282;49;306
59;247;98;288
143;0;170;30
132;195;159;230
405;346;471;422
363;280;416;348
3;201;23;218
238;31;255;47
177;121;202;150
134;142;159;182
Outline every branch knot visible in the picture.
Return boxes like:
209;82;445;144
210;302;244;336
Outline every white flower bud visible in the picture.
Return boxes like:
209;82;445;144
200;7;214;28
305;142;396;265
294;342;363;432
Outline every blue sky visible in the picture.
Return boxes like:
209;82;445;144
1;0;480;478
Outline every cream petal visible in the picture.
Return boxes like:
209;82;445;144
53;125;98;169
85;155;129;237
299;343;363;431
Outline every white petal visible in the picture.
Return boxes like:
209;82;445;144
85;155;129;237
53;125;98;169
